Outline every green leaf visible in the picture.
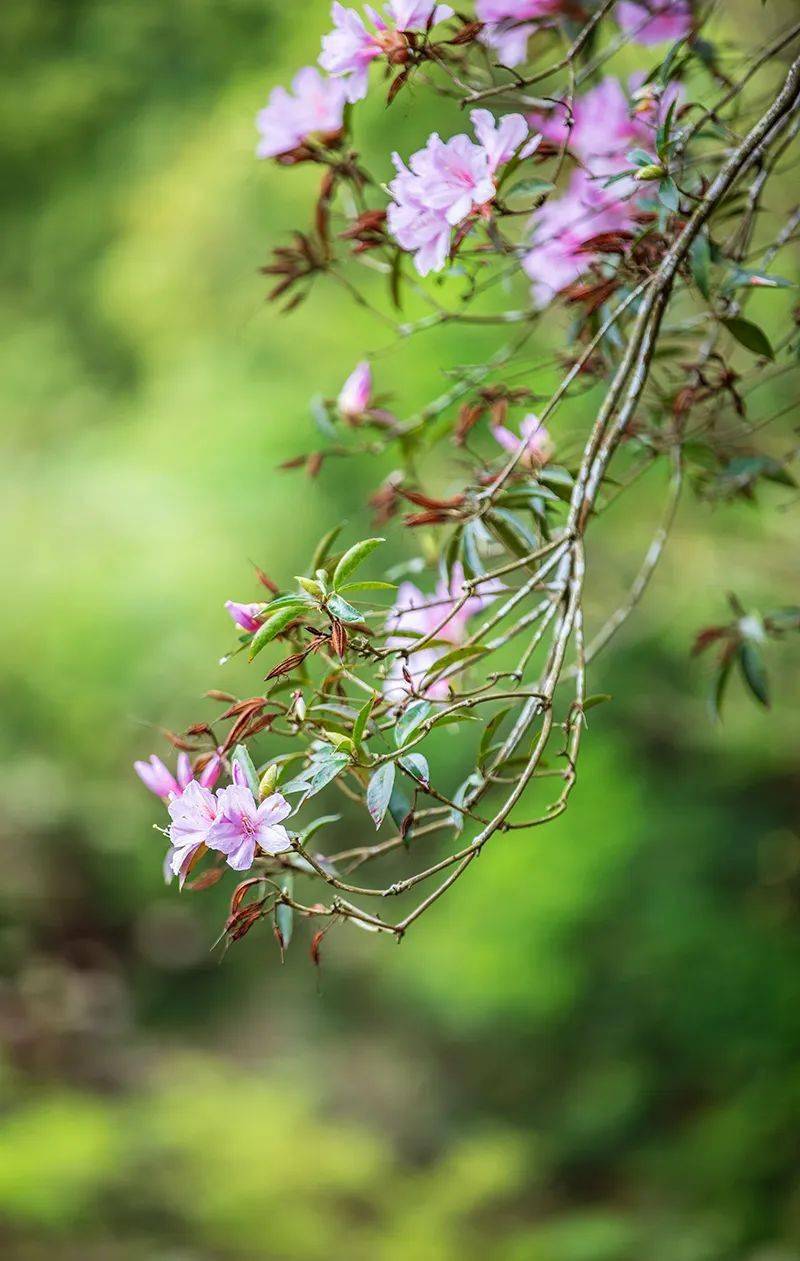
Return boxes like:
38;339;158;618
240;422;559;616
332;537;385;589
309;523;345;576
689;232;711;299
231;744;260;796
276;874;293;949
399;752;429;784
337;580;397;593
422;644;489;686
582;693;613;712
297;814;341;845
353;694;378;748
281;751;350;797
388;780;414;835
394;699;432;747
478;707;511;770
738;643;770;707
487;508;539;560
709;655;733;723
366;762;396;829
722;317;774;360
249;603;305;660
327;593;364;623
657;177;680;213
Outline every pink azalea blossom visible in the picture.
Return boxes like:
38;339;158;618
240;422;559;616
530;77;641;179
205;784;293;872
523;170;634;306
225;601;264;634
135;752;221;800
165;780;219;886
616;0;692;46
384;564;499;699
387;112;538;274
492;413;553;466
256;67;347;159
470;108;540;174
338;360;373;418
387;1;454;28
320;2;453;103
530;75;683;179
477;0;565;66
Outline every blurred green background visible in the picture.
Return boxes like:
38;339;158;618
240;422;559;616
1;2;799;1258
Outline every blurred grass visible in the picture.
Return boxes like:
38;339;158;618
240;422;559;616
1;1;799;1258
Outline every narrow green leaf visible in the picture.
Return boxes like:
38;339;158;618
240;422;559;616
309;523;344;576
353;693;378;748
249;604;304;660
394;699;431;747
366;762;396;829
337;580;397;593
582;693;613;712
738;643;770;707
276;873;293;949
422;644;489;685
332;537;385;589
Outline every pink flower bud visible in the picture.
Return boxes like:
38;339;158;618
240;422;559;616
134;755;180;800
337;360;373;419
225;601;264;634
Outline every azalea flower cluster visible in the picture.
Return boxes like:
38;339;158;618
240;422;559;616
388;110;540;274
477;0;692;65
256;2;455;158
136;754;293;886
523;75;682;304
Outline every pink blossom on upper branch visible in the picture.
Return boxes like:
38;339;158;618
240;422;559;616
225;601;264;634
256;67;347;159
477;0;566;67
338;360;373;419
616;0;692;46
205;784;293;872
387;112;539;275
319;2;454;103
492;413;553;466
165;780;219;886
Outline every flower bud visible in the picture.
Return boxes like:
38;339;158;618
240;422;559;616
634;163;666;182
258;763;279;801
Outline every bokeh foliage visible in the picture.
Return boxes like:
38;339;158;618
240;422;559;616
1;1;799;1258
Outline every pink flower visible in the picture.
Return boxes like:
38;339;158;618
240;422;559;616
387;154;454;275
165;780;219;886
523;170;634;306
387;1;454;28
205;784;293;872
477;0;565;66
616;0;692;45
470;108;540;174
320;3;453;103
530;77;641;179
256;67;347;159
225;601;264;634
135;752;221;800
492;413;553;466
384;564;500;699
338;360;373;418
387;114;538;274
